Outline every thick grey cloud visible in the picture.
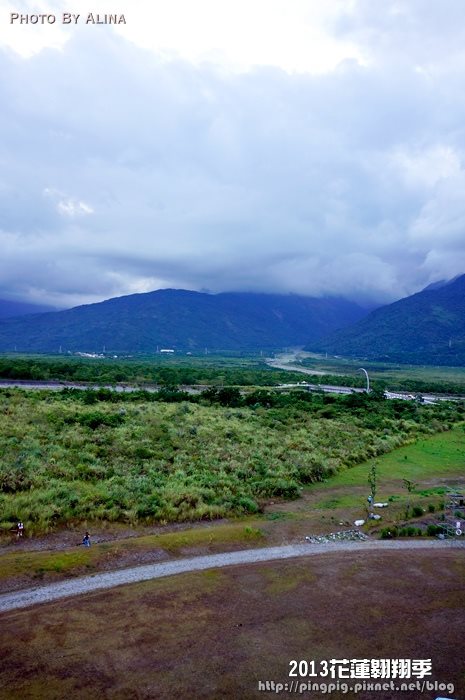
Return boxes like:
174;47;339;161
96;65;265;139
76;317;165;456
1;4;465;308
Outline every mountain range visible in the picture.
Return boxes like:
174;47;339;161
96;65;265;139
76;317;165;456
0;275;463;364
0;290;367;354
307;274;465;365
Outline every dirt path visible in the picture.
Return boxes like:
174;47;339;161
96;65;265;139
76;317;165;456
1;539;463;614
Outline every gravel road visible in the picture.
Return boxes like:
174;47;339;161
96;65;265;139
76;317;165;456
1;539;463;614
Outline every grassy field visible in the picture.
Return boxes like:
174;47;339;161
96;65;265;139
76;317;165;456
2;385;462;534
313;424;465;492
1;421;464;699
1;425;463;593
0;549;463;699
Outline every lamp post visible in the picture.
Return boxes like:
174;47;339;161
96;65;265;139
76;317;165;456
358;367;370;393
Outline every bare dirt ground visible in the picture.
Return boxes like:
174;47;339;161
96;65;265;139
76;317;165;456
0;548;463;700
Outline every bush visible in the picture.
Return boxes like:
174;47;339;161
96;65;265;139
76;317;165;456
412;505;424;517
427;524;441;536
380;527;397;539
234;496;260;514
75;411;125;430
254;479;300;499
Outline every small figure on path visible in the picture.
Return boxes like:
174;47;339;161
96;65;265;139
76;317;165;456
16;521;24;539
82;532;91;547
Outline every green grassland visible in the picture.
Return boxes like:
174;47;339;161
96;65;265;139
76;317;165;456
1;425;463;589
0;385;463;534
320;425;465;488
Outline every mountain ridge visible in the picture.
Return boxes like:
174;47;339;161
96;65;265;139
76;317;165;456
306;274;465;365
0;288;368;354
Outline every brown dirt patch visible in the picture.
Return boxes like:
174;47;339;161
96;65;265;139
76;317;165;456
0;549;464;699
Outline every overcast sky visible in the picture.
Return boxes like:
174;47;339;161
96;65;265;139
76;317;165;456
1;0;465;308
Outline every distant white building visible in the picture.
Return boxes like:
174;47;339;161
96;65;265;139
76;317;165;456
160;348;175;353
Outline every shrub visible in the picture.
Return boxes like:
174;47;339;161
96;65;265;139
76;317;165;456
243;526;264;539
0;465;35;493
234;496;260;514
254;479;300;499
412;505;424;517
380;527;397;539
76;411;125;430
427;524;441;536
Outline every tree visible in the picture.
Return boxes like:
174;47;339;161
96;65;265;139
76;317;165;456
402;478;417;519
367;463;378;516
368;463;378;501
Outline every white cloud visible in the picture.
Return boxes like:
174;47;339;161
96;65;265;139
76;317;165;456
1;0;364;73
1;1;465;307
390;146;463;190
44;188;94;216
0;0;69;57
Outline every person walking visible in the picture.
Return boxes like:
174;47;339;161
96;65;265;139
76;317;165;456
82;532;91;547
16;521;24;538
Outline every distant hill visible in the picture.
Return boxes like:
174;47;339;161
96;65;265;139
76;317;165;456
0;289;368;354
0;299;58;319
307;274;465;365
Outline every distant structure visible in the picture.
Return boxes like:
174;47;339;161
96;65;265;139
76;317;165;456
75;352;104;359
160;348;175;354
438;489;464;538
358;367;370;392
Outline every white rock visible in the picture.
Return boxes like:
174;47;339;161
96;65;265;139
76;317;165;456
354;519;365;526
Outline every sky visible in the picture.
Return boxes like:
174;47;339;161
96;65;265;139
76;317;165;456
1;0;465;308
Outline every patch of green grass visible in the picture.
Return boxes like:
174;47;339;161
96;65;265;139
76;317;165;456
315;426;465;490
0;547;95;580
418;487;448;496
317;497;341;509
0;522;269;583
263;512;294;521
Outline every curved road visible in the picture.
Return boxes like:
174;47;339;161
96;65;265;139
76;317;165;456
1;539;463;613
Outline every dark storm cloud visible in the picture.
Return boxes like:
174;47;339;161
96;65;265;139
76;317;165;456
1;7;465;307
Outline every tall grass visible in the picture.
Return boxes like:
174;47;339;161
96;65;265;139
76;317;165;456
0;389;462;533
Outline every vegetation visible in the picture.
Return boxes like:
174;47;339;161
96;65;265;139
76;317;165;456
368;463;378;502
297;354;465;394
0;385;463;534
308;273;465;365
0;354;309;386
0;288;367;353
3;351;465;395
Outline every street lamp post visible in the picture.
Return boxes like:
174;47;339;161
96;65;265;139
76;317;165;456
359;367;370;393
